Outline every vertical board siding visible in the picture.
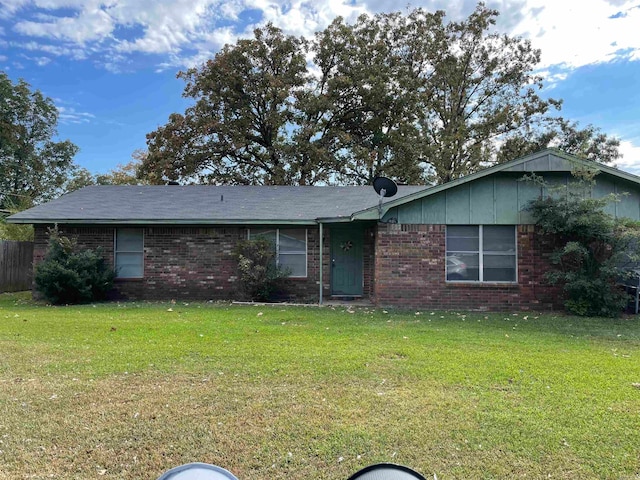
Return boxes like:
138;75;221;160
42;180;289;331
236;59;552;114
0;241;34;292
445;184;471;224
421;195;446;224
469;177;495;224
392;171;640;225
495;177;520;224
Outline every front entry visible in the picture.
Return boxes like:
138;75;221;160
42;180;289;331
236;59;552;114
331;226;364;296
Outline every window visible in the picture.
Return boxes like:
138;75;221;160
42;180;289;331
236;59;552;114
249;228;307;278
115;228;143;278
446;225;516;282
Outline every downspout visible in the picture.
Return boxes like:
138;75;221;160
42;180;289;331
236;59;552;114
319;222;323;305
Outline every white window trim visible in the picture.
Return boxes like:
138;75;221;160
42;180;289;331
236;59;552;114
248;228;308;278
114;228;144;279
445;225;517;283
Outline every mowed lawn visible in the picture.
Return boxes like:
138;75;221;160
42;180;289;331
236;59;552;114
1;293;639;480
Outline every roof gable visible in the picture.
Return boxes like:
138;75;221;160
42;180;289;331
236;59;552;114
352;149;640;221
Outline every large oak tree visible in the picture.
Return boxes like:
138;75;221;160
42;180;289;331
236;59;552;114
141;25;312;185
141;3;620;186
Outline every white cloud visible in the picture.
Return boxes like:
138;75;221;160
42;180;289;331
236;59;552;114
19;53;52;65
617;140;640;175
57;105;96;124
14;5;114;43
537;69;568;89
509;0;640;70
20;40;88;59
255;0;365;37
3;0;639;75
0;0;29;19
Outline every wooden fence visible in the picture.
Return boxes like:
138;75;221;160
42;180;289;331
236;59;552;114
0;240;34;293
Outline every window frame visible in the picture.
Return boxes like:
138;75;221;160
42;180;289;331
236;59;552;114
445;225;517;283
114;228;144;279
248;228;308;278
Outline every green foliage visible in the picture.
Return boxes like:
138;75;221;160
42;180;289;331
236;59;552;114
34;227;115;304
142;24;311;186
0;199;34;240
65;151;148;192
0;219;34;242
498;118;621;165
234;237;289;301
527;174;640;317
0;72;79;208
142;4;573;186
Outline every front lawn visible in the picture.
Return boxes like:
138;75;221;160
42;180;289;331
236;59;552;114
1;292;639;479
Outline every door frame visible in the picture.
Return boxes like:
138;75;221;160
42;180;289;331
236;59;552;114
330;224;364;296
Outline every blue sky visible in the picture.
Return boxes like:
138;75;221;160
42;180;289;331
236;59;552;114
1;0;639;175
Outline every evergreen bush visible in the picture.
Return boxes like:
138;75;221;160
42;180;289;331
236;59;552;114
34;227;115;304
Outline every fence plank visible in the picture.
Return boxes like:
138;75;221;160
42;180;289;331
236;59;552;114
0;240;34;292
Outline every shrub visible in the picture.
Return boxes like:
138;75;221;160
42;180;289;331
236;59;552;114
34;227;115;304
234;237;289;301
526;173;640;317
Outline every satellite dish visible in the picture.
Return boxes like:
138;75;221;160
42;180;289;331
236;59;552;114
373;177;398;198
347;463;427;480
373;177;398;221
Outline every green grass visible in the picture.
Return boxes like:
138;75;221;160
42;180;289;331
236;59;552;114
1;292;639;479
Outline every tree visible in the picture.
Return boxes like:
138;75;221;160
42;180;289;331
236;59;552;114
95;151;147;185
497;118;621;165
0;199;34;241
140;4;617;186
413;4;561;184
527;172;640;317
65;150;148;192
0;72;79;208
310;12;434;184
141;24;311;185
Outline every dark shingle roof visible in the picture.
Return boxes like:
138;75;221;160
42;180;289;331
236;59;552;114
8;185;426;224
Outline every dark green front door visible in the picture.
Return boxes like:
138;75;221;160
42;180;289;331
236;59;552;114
331;227;363;296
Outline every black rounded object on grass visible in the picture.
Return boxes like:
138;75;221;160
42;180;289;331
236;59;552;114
347;463;428;480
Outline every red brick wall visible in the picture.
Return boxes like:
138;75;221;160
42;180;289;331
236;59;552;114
373;223;562;311
363;225;376;298
33;222;561;310
33;224;327;302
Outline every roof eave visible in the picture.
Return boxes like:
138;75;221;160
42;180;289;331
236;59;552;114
6;218;319;226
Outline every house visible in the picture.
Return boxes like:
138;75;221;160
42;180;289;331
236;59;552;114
9;149;640;311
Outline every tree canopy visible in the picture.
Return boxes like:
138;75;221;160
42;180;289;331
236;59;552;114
141;3;620;186
65;150;149;192
0;72;79;208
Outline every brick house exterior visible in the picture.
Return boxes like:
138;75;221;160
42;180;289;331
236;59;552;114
373;223;561;311
33;223;379;304
12;149;640;311
33;222;559;311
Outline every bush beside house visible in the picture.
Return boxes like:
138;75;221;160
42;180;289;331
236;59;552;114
35;227;115;304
